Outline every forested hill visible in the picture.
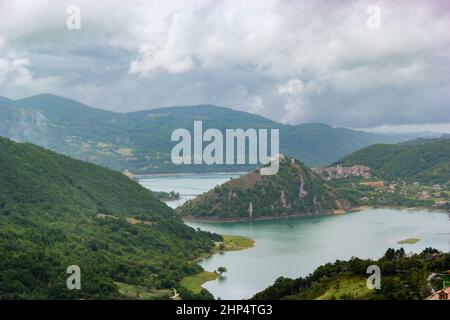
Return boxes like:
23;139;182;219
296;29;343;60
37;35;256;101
0;93;409;172
178;156;352;220
0;137;218;299
334;138;450;184
252;248;450;300
0;137;170;219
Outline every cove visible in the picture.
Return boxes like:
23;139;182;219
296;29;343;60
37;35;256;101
187;208;449;299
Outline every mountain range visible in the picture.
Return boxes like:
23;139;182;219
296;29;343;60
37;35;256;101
0;93;410;173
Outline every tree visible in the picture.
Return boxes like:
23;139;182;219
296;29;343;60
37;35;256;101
384;248;396;261
217;267;227;275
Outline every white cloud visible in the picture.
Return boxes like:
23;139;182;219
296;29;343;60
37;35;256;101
247;95;264;114
0;38;58;94
278;79;304;95
130;44;195;75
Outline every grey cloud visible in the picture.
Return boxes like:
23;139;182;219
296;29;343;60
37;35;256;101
0;0;449;128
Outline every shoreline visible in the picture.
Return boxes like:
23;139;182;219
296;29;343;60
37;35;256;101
184;210;345;223
193;234;255;262
182;234;255;293
183;205;449;223
183;206;448;297
136;171;248;178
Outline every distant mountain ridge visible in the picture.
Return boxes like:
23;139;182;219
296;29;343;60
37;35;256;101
0;93;410;173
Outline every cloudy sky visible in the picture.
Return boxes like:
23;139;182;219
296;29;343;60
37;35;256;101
0;0;449;131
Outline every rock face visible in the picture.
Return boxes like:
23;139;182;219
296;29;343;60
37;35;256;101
299;176;308;199
178;157;350;220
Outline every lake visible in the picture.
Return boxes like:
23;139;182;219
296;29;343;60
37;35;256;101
139;173;243;208
139;173;450;300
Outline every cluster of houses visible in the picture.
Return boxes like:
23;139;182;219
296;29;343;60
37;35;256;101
417;184;447;204
355;181;449;207
359;181;384;189
417;190;431;200
312;163;449;207
312;165;371;180
357;181;403;194
432;184;445;191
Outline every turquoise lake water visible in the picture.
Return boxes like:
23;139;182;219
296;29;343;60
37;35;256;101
140;173;450;299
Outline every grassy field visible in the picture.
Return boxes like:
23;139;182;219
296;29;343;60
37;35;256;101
180;272;218;293
397;238;421;244
194;234;255;262
315;276;372;300
218;235;255;251
115;282;172;300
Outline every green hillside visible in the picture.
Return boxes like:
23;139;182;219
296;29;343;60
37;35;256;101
0;94;408;173
178;157;352;220
252;248;450;300
335;138;450;184
0;137;219;299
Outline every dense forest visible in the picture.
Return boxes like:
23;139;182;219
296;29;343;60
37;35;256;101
253;248;450;300
178;157;352;220
0;137;220;299
335;138;450;185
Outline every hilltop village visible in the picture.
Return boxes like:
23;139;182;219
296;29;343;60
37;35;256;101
312;165;372;180
312;165;449;211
